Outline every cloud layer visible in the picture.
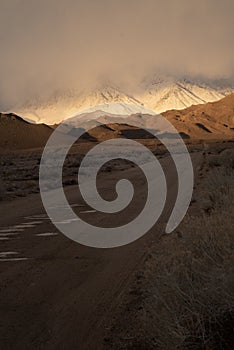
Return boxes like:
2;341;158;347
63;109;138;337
0;0;233;109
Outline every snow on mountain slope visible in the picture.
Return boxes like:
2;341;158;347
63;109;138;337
66;93;234;141
69;102;155;120
66;102;156;130
11;76;234;124
13;86;143;124
137;76;233;113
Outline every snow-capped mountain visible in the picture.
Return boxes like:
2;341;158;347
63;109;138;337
68;102;155;120
11;76;234;124
13;86;144;125
66;102;155;130
137;75;233;113
64;93;234;142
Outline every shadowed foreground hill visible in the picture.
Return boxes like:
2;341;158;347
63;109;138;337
0;113;53;150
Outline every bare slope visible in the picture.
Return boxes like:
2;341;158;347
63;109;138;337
1;94;233;150
163;93;234;139
0;113;53;150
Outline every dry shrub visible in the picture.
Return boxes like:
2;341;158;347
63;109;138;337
141;148;234;349
104;148;234;350
144;209;234;349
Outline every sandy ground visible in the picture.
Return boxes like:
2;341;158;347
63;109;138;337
0;147;205;350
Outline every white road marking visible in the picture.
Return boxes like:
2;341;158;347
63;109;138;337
0;251;18;257
0;251;29;262
0;228;24;233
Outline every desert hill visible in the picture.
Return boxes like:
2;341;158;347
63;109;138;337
163;93;234;139
1;94;233;150
66;93;234;141
0;113;53;150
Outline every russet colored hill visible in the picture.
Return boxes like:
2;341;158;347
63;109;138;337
0;113;53;150
1;94;233;150
163;93;234;139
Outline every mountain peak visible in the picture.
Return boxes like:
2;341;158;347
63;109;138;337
9;76;234;124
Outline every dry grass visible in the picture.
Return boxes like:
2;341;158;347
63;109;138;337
144;217;234;348
106;146;234;350
143;148;234;349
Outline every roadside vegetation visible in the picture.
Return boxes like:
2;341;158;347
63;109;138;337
106;146;234;350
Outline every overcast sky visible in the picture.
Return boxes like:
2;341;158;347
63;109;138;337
0;0;233;109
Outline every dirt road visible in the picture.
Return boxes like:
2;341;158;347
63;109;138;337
0;152;203;350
